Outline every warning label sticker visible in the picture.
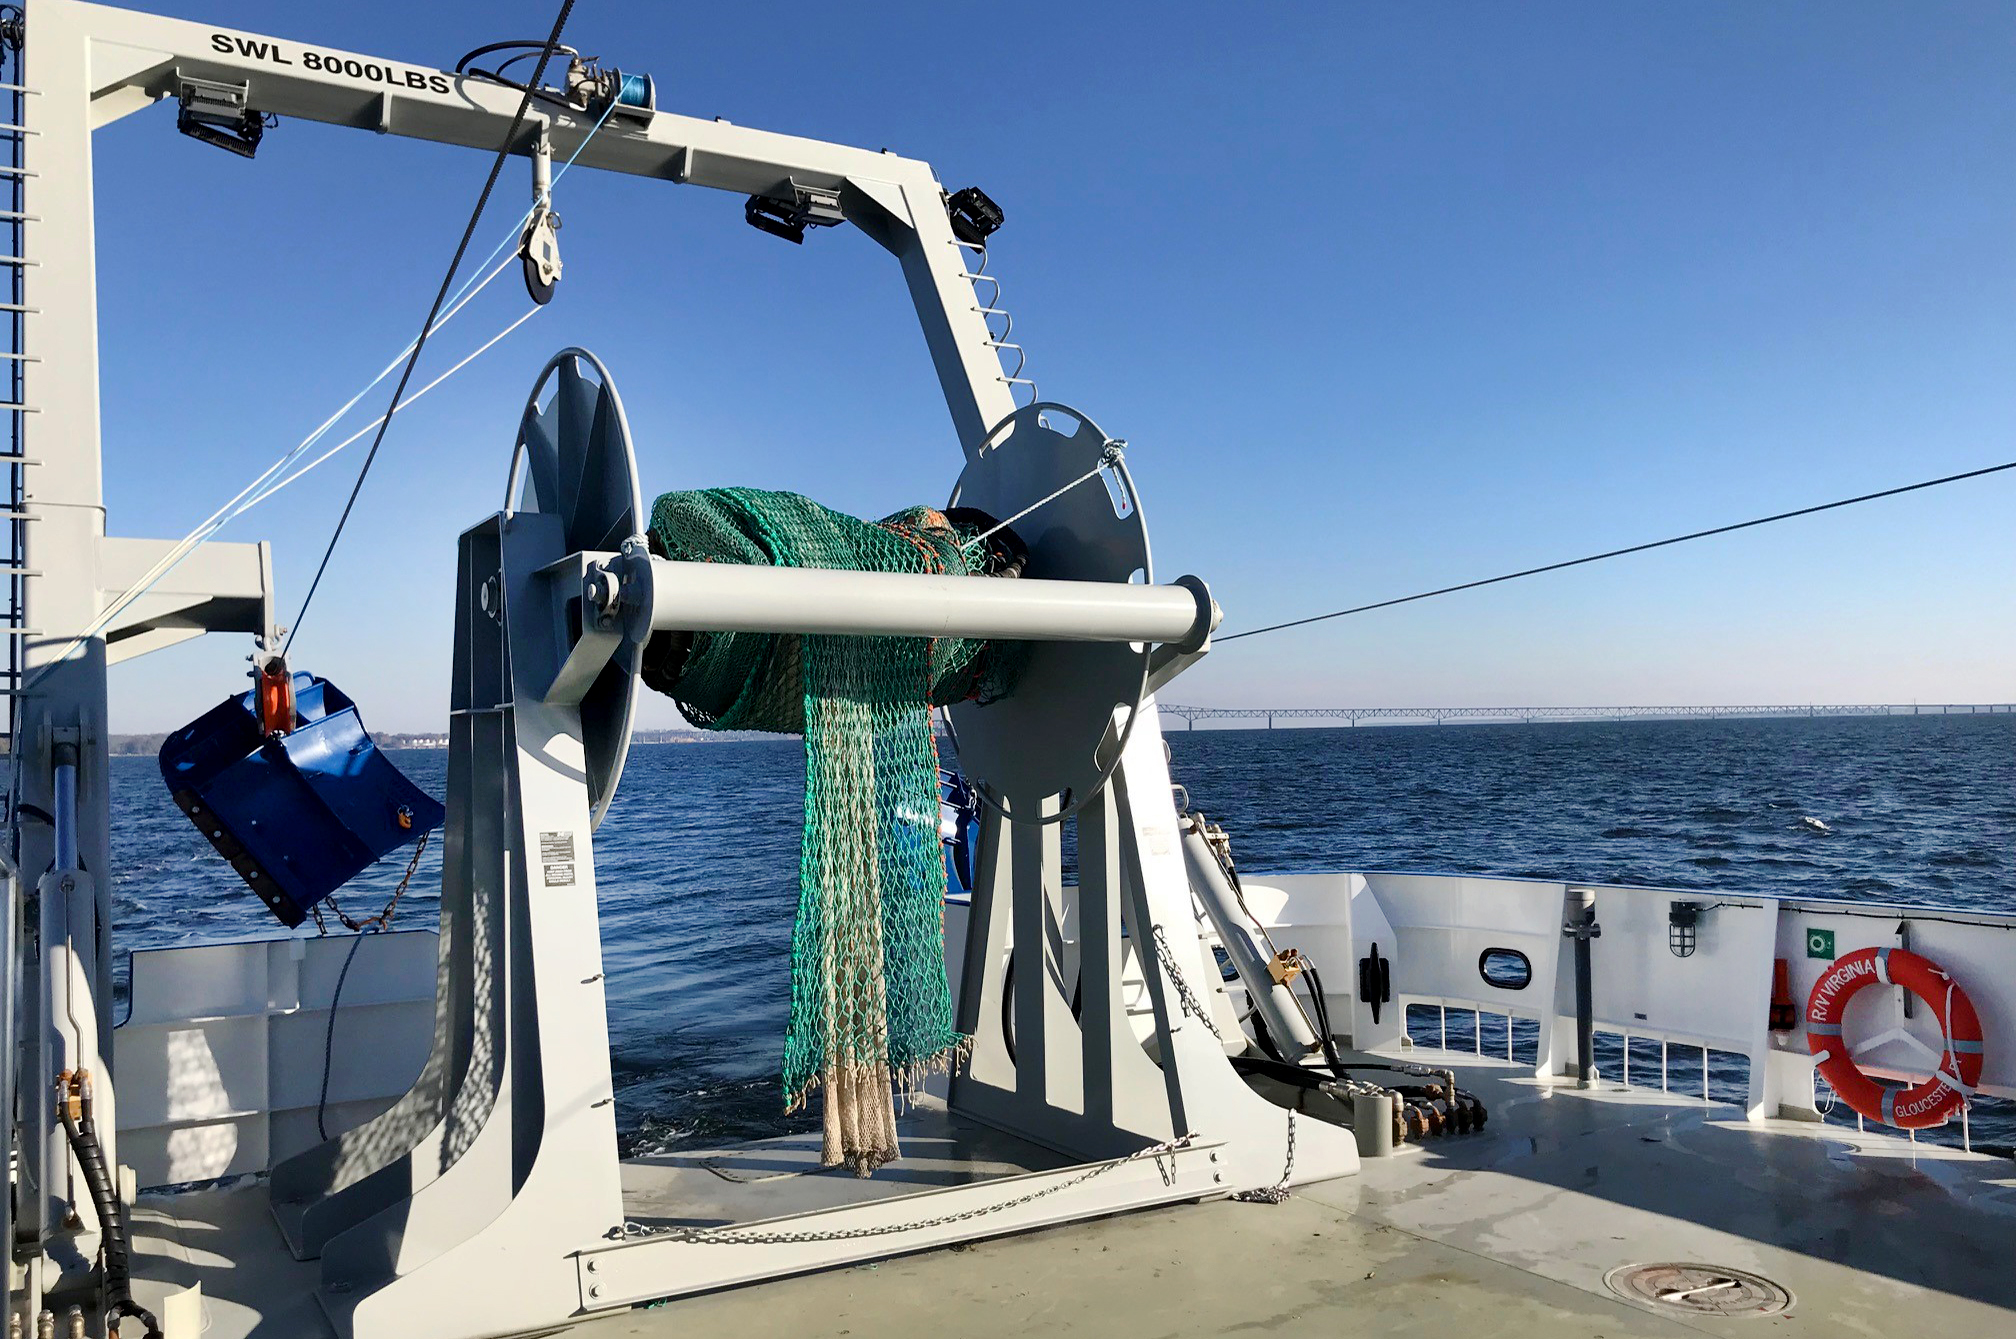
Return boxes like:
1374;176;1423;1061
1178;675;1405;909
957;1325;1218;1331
539;831;577;887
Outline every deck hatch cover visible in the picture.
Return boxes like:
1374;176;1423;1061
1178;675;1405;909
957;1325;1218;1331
1604;1263;1792;1318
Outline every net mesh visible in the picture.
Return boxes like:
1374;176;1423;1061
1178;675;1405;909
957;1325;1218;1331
640;488;1020;1174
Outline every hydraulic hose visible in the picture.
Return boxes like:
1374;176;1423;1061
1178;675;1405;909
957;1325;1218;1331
1299;961;1351;1077
998;942;1084;1069
56;1076;162;1339
1180;807;1492;1142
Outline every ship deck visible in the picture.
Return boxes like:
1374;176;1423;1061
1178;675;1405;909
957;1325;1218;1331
129;1046;2016;1338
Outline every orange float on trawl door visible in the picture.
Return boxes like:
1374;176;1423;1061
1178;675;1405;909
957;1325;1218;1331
1805;946;1984;1130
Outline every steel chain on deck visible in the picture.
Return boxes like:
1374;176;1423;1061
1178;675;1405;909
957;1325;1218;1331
615;925;1297;1244
614;1135;1198;1245
1230;1112;1295;1204
1148;926;1298;1205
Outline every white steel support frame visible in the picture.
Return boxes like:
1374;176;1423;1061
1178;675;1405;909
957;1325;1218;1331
8;0;1010;1304
6;3;1354;1333
11;3;284;1311
264;512;1350;1339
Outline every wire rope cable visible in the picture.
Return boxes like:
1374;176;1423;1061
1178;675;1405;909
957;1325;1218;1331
66;62;634;676
414;62;638;338
316;929;371;1142
313;828;429;1140
285;0;577;653
243;304;543;511
1217;457;2016;643
24;256;533;690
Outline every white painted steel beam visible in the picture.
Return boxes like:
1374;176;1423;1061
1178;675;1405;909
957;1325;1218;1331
97;535;275;664
69;1;1017;453
646;558;1217;647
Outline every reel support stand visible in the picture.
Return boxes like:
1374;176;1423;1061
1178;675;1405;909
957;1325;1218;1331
262;352;1354;1339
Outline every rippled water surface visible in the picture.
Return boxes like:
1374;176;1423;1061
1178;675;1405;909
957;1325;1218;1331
109;712;2012;1153
1168;714;2013;902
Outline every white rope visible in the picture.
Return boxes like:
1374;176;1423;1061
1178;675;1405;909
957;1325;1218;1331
442;73;635;311
195;253;519;539
1933;977;1979;1100
25;85;632;687
1930;1070;1978;1098
242;305;542;509
26;261;533;688
959;444;1123;553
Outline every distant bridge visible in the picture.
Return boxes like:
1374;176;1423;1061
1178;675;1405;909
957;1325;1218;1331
1155;703;2015;729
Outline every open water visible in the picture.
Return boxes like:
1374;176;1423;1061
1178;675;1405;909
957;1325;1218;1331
107;712;2013;1154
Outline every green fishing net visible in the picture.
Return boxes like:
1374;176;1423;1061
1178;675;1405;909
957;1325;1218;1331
639;488;1022;1174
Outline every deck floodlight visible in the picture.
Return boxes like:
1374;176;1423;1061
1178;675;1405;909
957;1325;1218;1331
946;186;1004;246
176;75;266;158
744;179;844;244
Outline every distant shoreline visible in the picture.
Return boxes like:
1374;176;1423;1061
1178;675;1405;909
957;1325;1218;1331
96;710;2010;756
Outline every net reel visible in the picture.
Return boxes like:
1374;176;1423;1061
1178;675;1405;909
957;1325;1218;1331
256;354;1255;1327
947;403;1175;821
507;347;646;827
504;351;1215;830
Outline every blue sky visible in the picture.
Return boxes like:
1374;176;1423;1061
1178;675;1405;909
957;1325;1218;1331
93;1;2015;732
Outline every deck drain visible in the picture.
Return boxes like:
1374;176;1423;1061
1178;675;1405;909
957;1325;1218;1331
1604;1263;1792;1318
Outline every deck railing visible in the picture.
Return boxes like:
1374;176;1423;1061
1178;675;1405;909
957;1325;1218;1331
1233;871;2016;1151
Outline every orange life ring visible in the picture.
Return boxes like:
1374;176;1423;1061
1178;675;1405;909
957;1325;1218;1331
1806;946;1983;1130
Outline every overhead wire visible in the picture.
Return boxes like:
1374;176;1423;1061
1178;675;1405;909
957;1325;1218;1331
1215;457;2016;644
32;10;635;687
180;69;627;538
286;0;578;653
238;80;627;519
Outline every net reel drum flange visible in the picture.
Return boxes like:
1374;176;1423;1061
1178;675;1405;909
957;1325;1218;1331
507;347;646;828
947;402;1164;823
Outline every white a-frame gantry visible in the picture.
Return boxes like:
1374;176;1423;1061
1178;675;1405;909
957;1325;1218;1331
7;5;1356;1336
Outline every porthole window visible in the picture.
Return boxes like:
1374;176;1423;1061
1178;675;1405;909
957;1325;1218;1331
1478;947;1532;991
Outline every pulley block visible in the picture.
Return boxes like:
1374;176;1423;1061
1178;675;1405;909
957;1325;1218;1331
521;206;563;305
